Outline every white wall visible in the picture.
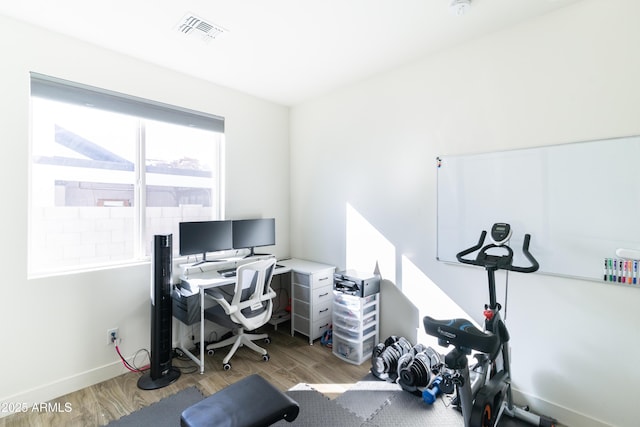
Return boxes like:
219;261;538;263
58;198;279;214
0;14;289;410
290;1;640;426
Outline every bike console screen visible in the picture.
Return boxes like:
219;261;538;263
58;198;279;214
490;223;512;245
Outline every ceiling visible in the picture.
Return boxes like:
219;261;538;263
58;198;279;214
0;0;582;106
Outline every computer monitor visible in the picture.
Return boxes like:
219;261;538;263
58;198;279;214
179;220;233;265
232;218;276;257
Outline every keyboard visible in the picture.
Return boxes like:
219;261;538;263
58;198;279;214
219;263;285;278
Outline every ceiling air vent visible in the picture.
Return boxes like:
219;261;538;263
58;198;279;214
176;13;227;42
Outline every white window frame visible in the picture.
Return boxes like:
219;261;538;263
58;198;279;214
28;73;225;277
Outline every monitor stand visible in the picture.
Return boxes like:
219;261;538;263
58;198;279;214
192;252;226;266
242;247;271;258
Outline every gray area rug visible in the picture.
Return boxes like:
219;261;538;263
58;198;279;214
106;376;466;427
106;374;531;426
364;388;461;427
106;386;204;427
275;373;463;427
334;373;407;420
335;376;462;427
272;389;364;427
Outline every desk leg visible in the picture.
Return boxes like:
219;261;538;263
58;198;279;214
178;294;206;374
178;329;201;369
199;290;205;374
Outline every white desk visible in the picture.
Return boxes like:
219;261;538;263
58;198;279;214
176;257;334;374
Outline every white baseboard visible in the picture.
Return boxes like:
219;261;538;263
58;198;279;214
0;361;126;420
512;387;610;427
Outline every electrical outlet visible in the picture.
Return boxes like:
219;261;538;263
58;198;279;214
107;328;119;345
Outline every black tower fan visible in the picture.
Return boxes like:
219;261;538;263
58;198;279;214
137;234;181;390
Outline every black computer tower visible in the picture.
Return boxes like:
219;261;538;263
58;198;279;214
137;234;181;390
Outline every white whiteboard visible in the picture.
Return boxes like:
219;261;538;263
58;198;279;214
436;136;640;281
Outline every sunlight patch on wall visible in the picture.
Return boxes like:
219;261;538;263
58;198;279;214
345;202;477;347
401;254;478;345
346;203;395;278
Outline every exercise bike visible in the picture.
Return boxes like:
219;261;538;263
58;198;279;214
424;223;557;427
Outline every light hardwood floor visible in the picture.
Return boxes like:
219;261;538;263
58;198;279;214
0;324;370;427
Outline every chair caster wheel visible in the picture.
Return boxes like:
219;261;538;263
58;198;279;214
207;349;215;356
262;354;270;362
264;337;271;344
223;363;231;371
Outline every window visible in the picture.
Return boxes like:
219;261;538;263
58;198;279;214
29;73;225;277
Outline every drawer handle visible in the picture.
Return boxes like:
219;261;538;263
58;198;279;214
319;323;329;329
319;308;328;313
319;277;329;281
319;292;329;297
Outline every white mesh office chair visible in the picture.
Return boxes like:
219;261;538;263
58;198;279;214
204;258;277;370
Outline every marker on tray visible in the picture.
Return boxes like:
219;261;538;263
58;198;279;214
618;259;623;283
609;258;614;282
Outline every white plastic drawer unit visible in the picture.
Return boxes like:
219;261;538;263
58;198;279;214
334;322;377;341
334;292;377;307
333;310;376;333
333;303;377;320
333;292;378;320
289;264;335;344
332;291;379;365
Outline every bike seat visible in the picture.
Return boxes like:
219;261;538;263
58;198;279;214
423;316;500;355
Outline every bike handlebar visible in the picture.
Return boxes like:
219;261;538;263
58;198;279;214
456;231;487;263
456;231;539;273
515;234;539;273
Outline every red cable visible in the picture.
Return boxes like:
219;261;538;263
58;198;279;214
115;344;150;372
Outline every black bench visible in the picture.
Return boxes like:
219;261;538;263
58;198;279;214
181;374;299;427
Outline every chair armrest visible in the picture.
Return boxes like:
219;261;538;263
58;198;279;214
206;289;238;315
206;289;226;300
